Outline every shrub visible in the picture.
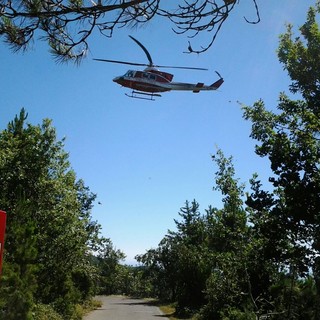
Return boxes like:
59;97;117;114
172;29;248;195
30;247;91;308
32;304;63;320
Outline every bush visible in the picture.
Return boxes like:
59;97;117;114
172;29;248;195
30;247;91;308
32;304;63;320
220;307;256;320
71;299;103;320
70;304;83;320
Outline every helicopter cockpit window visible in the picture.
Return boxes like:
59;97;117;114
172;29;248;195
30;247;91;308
142;73;156;80
125;71;135;77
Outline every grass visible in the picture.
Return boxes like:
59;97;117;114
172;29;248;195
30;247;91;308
158;303;176;319
157;302;195;320
82;299;103;313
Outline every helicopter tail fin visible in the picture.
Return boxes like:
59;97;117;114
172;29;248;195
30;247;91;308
210;71;224;89
210;77;224;89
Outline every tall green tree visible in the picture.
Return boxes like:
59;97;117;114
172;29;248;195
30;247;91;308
0;109;101;318
199;150;254;320
138;150;254;318
137;200;209;312
243;1;320;277
94;237;126;295
243;2;320;318
136;235;180;301
170;200;208;311
0;200;38;320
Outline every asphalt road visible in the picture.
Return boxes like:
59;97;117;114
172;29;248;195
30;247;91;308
83;295;169;320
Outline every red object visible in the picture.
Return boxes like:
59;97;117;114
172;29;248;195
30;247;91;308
0;211;7;275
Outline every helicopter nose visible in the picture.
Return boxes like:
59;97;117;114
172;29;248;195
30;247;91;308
113;76;123;84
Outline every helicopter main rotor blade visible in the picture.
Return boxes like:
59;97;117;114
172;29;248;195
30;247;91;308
128;36;207;71
93;59;208;71
93;58;149;67
154;65;208;71
129;35;153;66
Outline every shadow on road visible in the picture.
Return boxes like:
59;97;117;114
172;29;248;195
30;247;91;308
110;298;161;306
110;298;176;318
119;298;195;319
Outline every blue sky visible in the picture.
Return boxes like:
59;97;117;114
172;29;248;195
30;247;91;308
1;1;314;264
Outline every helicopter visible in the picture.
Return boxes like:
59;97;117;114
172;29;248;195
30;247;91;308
94;36;224;101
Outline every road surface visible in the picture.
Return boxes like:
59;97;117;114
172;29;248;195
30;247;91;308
83;295;169;320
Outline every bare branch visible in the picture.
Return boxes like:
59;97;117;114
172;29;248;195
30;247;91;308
244;0;260;24
0;0;260;61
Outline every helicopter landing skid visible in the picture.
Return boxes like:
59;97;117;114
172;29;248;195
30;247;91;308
125;90;161;101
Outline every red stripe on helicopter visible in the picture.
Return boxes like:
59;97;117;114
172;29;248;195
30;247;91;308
193;83;204;93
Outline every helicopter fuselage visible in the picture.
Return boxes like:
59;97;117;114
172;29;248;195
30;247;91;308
113;67;224;95
113;68;173;93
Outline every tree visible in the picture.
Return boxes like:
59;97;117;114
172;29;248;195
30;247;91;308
0;0;259;62
198;150;256;320
0;200;38;320
242;2;320;318
0;109;102;318
243;1;320;276
94;238;126;295
136;237;180;302
136;200;210;313
137;151;254;318
170;201;209;312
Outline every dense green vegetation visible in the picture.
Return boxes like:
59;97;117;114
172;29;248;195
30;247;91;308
135;3;320;319
0;109;125;319
0;2;320;320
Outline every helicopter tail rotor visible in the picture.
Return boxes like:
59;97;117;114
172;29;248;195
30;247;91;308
215;71;223;79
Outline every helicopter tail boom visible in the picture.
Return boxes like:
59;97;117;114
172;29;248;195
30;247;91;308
167;74;224;92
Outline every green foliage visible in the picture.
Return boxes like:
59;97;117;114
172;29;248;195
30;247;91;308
32;304;63;320
137;5;320;319
243;1;320;276
242;1;320;318
1;3;320;320
137;150;254;318
219;307;256;320
0;200;38;320
0;108;104;318
92;237;126;295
